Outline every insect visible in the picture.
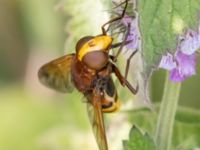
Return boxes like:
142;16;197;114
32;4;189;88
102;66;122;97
38;0;138;150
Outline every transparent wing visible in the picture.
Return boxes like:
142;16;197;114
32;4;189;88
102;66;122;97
86;92;108;150
38;54;75;93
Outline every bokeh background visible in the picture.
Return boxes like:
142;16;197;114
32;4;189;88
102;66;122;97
0;0;200;150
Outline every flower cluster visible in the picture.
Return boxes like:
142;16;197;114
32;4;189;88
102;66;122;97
112;0;140;50
159;28;200;82
119;4;199;83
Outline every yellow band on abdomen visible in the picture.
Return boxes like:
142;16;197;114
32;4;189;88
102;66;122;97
102;99;121;113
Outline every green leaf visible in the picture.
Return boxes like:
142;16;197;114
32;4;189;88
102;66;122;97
138;0;200;78
123;105;200;149
123;125;156;150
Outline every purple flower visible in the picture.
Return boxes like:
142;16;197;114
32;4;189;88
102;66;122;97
159;28;199;82
121;15;139;50
179;29;200;55
122;15;133;26
159;53;177;70
169;50;196;82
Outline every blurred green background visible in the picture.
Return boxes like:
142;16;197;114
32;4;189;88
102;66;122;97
0;0;200;150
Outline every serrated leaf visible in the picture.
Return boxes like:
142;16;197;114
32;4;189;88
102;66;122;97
123;125;156;150
138;0;200;79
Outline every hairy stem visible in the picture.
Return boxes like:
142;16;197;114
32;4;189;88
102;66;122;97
155;72;182;150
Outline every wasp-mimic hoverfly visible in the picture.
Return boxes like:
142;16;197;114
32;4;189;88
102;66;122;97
38;0;138;150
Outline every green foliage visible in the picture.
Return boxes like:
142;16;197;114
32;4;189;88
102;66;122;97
136;1;200;147
123;125;156;150
137;0;200;78
2;0;200;149
125;105;200;149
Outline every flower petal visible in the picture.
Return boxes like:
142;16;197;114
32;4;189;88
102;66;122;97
169;51;196;82
176;50;196;75
121;15;140;50
122;15;133;26
159;53;177;70
180;29;200;55
170;68;186;82
126;28;139;49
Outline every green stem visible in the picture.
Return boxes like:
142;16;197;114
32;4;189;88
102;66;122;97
155;72;182;150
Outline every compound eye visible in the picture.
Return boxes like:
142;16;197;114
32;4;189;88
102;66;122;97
83;51;108;70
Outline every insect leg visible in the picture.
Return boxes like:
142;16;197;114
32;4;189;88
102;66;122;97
112;0;130;8
124;49;138;81
101;0;129;35
110;39;132;49
112;23;131;62
112;64;138;94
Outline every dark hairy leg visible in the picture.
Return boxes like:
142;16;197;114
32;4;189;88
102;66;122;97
101;0;129;35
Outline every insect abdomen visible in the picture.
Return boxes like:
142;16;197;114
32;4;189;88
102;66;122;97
101;78;120;113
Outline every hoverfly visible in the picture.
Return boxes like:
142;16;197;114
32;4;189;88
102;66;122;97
38;0;138;150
